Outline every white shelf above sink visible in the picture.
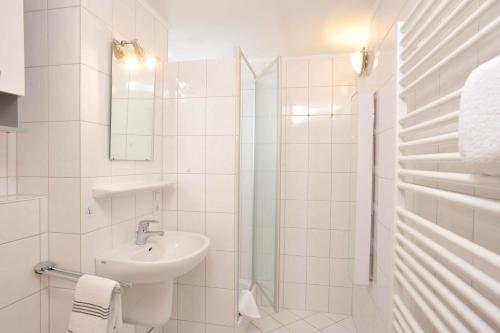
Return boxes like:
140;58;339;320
92;180;172;198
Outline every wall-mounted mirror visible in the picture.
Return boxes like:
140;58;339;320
110;39;158;161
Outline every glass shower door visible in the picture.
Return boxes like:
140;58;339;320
253;58;281;308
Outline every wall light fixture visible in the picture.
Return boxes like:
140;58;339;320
112;39;158;70
351;47;369;76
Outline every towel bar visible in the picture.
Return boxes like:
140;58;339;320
34;261;132;293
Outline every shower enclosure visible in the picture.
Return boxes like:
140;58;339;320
238;50;281;314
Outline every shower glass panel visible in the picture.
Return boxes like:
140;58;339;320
239;54;256;300
253;58;281;308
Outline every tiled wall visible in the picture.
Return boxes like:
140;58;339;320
352;1;416;331
18;1;168;332
162;58;239;333
279;56;358;315
0;195;48;332
0;132;16;195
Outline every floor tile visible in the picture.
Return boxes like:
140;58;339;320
305;313;335;330
253;316;282;332
286;319;317;333
321;323;351;333
272;310;300;325
269;327;292;333
338;317;355;332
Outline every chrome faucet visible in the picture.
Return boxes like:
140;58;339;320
136;220;164;245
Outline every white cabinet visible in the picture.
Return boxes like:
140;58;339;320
0;0;24;96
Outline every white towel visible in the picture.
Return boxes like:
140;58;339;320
67;275;123;333
459;55;500;176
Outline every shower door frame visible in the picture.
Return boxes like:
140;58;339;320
253;56;282;312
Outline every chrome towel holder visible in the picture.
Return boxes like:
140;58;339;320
34;261;132;294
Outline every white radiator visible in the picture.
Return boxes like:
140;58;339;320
395;1;500;332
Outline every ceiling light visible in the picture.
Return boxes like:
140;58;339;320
351;47;369;76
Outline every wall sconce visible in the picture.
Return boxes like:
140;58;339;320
112;39;158;70
351;47;369;76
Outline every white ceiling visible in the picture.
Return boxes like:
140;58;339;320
146;0;376;61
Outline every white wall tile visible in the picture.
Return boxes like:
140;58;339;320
286;88;308;116
309;144;331;172
178;174;204;211
178;98;205;135
81;227;112;273
17;122;49;177
306;285;329;312
49;121;80;177
112;0;135;39
284;228;307;256
0;236;41;308
309;58;332;87
178;285;205;322
307;201;330;230
206;175;234;213
178;61;206;98
178;136;205;173
0;292;41;332
24;0;48;12
206;251;235;289
307;229;330;258
24;10;48;67
19;67;49;122
80;65;111;125
0;199;40;244
81;8;112;73
309;87;332;115
309;116;331;143
49;64;80;121
307;257;330;285
206;288;235;326
48;0;80;8
286;59;308;87
283;283;306;309
284;200;307;228
49;177;80;233
308;173;331;201
81;122;111;177
207;59;236;97
135;2;155;51
285;116;308;143
206;213;234;251
48;7;80;65
206;97;236;135
206;136;235;174
284;255;306;283
82;0;112;25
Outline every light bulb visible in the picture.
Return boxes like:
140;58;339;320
125;55;139;70
145;55;157;68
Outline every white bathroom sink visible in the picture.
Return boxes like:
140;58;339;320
95;231;209;326
96;231;210;283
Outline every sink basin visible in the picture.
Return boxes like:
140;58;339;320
96;231;209;283
95;231;210;326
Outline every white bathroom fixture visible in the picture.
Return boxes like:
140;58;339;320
95;231;210;326
350;47;369;76
92;180;171;198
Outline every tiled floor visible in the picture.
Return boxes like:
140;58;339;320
249;307;356;333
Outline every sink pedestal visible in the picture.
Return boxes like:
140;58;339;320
122;280;173;326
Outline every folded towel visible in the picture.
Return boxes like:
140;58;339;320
459;55;500;176
67;275;123;333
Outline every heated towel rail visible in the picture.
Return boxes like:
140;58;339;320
395;0;500;332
